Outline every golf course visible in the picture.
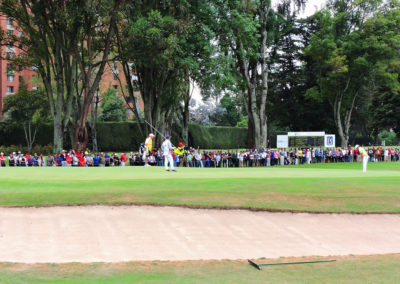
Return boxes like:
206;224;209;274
1;162;399;212
1;162;399;283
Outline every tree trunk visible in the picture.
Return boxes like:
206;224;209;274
53;116;63;153
333;80;356;148
334;96;348;148
235;2;270;150
90;99;98;152
373;130;379;145
23;125;30;154
74;0;121;151
182;80;191;145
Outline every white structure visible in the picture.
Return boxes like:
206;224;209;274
277;132;336;148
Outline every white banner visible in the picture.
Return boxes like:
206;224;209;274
277;135;289;148
288;132;325;137
324;135;336;148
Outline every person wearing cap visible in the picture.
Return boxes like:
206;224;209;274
144;133;155;167
161;135;176;172
174;142;185;167
356;145;368;172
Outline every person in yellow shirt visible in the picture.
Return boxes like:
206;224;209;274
144;133;155;167
174;142;185;167
356;145;368;172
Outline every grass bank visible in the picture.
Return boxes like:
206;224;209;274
0;255;399;284
0;163;399;213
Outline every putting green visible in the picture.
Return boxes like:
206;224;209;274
0;162;399;212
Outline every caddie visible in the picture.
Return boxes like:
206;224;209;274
356;145;368;172
161;135;176;172
144;133;155;167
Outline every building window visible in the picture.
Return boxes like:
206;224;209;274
6;52;14;59
18;65;23;71
7;75;14;82
113;85;118;90
32;86;38;91
6;17;13;26
18;31;22;37
19;76;23;83
7;30;13;36
113;73;118;80
6;64;14;75
6;86;14;94
18;42;23;49
125;96;133;103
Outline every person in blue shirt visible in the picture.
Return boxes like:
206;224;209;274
104;153;110;167
33;153;39;166
270;151;275;166
93;154;100;167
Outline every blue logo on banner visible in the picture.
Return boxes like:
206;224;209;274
326;136;334;146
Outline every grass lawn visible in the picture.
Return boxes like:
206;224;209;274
0;255;399;283
0;162;399;212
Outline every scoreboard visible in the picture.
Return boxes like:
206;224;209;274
288;136;325;148
277;132;336;148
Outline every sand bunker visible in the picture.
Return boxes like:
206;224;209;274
0;205;399;263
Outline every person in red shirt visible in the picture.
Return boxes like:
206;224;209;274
0;152;5;167
120;153;128;166
78;155;85;167
66;155;72;166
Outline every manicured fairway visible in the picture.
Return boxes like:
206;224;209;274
0;255;399;284
0;162;399;212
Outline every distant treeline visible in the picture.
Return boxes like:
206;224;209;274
0;122;248;151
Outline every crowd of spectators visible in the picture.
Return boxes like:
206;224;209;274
0;146;399;167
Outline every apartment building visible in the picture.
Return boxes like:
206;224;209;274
0;15;37;115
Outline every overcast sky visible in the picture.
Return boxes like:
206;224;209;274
301;0;327;17
272;0;327;17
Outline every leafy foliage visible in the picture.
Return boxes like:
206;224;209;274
2;82;49;152
99;89;127;122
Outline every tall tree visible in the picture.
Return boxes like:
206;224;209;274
267;11;334;133
118;1;216;146
305;0;383;147
73;0;122;151
213;0;306;148
0;0;81;153
364;1;400;142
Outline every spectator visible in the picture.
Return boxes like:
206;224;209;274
46;154;54;167
0;152;5;167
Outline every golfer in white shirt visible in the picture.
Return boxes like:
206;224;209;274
161;135;176;172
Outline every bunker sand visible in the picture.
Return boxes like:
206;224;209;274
0;206;399;263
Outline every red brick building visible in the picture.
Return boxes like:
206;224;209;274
0;14;143;119
0;15;38;115
100;63;144;117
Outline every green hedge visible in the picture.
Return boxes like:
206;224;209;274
0;121;248;151
0;122;53;146
188;124;248;149
96;122;144;151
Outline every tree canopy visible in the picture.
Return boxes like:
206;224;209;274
1;0;400;149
